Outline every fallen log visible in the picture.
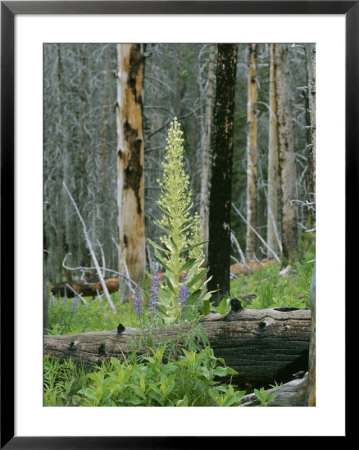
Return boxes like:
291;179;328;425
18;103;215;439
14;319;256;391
50;278;119;298
44;307;311;387
240;372;309;406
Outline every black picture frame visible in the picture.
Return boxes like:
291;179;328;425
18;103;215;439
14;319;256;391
1;1;351;447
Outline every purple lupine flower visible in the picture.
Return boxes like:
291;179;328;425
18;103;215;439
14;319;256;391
70;297;79;313
133;286;144;317
178;283;188;308
148;272;160;313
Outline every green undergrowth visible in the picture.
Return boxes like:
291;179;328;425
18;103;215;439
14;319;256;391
47;292;138;335
231;233;314;310
44;346;248;407
230;258;313;310
48;241;314;336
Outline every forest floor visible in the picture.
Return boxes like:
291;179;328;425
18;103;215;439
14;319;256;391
47;255;313;336
44;236;314;406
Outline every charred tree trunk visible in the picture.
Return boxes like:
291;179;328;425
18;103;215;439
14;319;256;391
208;44;238;304
274;44;298;261
44;308;310;387
245;44;258;260
267;43;281;258
117;44;146;300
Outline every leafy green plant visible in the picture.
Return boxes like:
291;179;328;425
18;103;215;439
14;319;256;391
147;118;212;323
254;387;278;406
269;380;283;388
76;346;245;407
212;297;231;315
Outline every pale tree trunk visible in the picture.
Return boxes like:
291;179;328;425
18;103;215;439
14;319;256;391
116;44;146;301
267;43;281;258
305;44;316;225
308;264;316;406
199;44;216;263
245;44;258;260
274;44;298;261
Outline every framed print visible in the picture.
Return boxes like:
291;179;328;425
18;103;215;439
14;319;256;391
1;1;352;447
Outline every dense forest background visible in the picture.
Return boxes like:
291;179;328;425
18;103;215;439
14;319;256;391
43;43;315;297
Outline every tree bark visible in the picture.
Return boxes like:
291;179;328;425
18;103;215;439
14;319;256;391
267;43;281;258
43;279;49;334
44;307;310;387
117;44;146;300
208;44;238;304
245;44;258;260
274;44;298;261
308;264;316;406
240;372;309;406
304;44;316;226
50;277;119;298
199;44;216;264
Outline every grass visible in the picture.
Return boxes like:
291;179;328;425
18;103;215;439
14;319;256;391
231;232;314;310
47;291;139;335
230;258;313;310
43;355;89;406
48;234;314;335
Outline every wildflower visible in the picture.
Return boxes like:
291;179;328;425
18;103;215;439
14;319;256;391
133;286;144;317
178;282;188;308
70;297;79;313
148;272;160;313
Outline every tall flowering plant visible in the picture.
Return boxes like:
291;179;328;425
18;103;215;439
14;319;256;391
147;118;213;323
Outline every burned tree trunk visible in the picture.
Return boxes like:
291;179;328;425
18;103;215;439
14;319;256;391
44;308;311;387
208;44;238;304
117;44;146;300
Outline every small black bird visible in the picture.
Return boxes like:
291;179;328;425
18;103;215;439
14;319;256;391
117;323;125;335
230;298;243;312
225;298;243;321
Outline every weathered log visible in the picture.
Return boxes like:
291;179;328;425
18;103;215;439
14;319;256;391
240;372;309;406
50;278;119;298
44;308;311;387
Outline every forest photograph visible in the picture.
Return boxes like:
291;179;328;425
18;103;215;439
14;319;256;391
43;43;316;407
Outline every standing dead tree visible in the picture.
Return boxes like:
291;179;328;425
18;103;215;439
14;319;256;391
63;182;116;312
267;43;281;258
245;43;258;260
274;44;298;261
208;44;238;304
117;44;146;301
